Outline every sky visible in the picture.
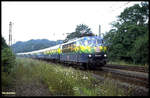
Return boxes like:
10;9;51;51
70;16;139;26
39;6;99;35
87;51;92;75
2;1;142;45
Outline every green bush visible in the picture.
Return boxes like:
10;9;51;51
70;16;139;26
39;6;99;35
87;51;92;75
1;37;16;89
2;48;16;73
1;69;14;88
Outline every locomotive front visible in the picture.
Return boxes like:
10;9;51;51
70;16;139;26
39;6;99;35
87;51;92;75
76;36;107;68
87;36;107;67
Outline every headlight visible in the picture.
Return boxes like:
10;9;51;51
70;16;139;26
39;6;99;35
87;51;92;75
88;54;92;58
104;54;107;57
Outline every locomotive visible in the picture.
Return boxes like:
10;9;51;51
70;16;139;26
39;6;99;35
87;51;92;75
17;35;107;69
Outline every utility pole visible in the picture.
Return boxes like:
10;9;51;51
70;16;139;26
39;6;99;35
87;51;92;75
9;21;12;46
99;24;101;38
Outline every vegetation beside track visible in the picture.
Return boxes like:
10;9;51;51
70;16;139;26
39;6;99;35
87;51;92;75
108;60;148;66
107;61;149;72
10;57;127;96
2;37;16;91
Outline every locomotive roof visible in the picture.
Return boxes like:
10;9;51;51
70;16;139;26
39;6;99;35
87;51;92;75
61;36;102;45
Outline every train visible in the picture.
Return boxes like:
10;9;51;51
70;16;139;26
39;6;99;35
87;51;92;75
16;35;107;69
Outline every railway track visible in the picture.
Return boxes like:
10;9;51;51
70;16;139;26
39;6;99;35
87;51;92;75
101;66;148;82
91;73;149;96
105;64;148;73
89;65;149;96
91;67;148;85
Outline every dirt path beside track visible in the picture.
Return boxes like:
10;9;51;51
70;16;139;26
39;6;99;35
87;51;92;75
2;79;51;96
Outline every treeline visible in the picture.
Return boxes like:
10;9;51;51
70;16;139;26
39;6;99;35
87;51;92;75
104;2;149;65
11;39;63;53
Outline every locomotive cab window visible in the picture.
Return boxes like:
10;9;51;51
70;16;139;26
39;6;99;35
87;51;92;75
96;39;102;46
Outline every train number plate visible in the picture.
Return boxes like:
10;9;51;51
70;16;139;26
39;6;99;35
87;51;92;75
95;55;101;57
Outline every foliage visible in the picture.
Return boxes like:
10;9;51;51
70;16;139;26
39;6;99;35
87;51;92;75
2;37;16;72
1;70;14;88
1;37;16;89
65;24;95;41
2;37;8;49
75;24;92;34
2;48;16;72
129;30;149;64
104;2;149;65
98;79;125;96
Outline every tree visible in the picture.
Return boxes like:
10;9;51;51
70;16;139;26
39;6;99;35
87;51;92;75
65;24;95;41
75;24;92;34
2;37;8;49
104;2;149;65
2;37;16;72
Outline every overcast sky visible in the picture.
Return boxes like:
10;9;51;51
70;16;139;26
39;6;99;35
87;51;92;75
2;1;141;44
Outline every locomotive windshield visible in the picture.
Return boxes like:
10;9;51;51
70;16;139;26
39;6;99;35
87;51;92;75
77;36;103;47
85;37;103;47
96;39;102;46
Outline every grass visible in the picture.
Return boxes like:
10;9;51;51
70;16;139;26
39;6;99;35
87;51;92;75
1;71;14;88
9;57;128;96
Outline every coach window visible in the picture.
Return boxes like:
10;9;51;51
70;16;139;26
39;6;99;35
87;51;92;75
73;42;75;47
68;43;71;52
76;41;80;46
84;40;88;46
62;44;66;53
64;44;67;53
62;45;65;52
69;43;72;52
64;44;68;53
72;42;75;52
64;45;66;52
